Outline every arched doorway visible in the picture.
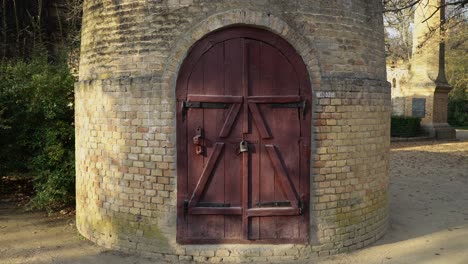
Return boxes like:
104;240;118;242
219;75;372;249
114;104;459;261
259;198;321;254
176;27;312;244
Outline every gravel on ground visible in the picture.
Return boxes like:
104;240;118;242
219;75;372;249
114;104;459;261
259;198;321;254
1;140;467;264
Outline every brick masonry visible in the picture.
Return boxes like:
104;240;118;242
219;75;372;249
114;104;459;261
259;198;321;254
76;0;390;262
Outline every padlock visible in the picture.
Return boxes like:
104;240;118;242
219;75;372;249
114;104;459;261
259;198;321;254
195;145;203;155
239;140;249;153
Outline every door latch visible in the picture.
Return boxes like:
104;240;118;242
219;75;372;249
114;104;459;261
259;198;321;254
193;127;204;155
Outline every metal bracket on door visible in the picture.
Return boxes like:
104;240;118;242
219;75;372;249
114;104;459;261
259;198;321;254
255;200;306;215
299;200;305;215
196;202;231;207
183;101;229;109
268;100;307;120
183;200;231;217
182;101;230;121
256;201;291;207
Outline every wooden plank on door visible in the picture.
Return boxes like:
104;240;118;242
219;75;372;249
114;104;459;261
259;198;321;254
199;42;225;239
224;38;244;239
257;42;277;239
269;46;301;239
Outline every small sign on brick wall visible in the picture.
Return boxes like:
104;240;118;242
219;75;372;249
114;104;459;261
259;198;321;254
412;98;426;118
316;91;336;98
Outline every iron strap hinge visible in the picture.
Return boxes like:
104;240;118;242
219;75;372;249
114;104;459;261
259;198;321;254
268;101;305;109
182;101;230;121
256;201;291;207
183;101;229;109
256;200;305;215
269;100;307;120
183;200;231;216
196;202;231;207
299;200;305;215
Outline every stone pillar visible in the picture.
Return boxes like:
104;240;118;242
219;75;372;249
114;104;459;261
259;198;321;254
409;0;455;139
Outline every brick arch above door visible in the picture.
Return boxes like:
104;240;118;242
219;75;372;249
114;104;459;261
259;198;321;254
161;9;322;98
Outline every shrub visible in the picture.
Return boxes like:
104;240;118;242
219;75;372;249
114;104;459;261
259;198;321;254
0;56;75;210
448;99;468;127
391;116;422;137
446;19;468;128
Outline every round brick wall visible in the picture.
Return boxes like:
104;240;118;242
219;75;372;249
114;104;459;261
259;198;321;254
75;0;390;262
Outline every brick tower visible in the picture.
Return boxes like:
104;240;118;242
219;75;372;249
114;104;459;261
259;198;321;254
75;1;391;261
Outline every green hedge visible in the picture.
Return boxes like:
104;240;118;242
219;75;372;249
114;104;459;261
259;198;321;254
391;116;422;137
448;99;468;127
0;56;75;210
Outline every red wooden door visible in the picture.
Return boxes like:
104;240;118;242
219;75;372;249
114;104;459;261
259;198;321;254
176;27;311;244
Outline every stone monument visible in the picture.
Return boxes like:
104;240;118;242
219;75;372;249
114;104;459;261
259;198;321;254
389;0;456;139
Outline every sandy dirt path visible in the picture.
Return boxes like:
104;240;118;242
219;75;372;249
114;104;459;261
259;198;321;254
321;140;468;264
0;140;467;264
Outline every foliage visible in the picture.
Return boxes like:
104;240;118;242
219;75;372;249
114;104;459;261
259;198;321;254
391;116;422;137
0;0;83;60
0;0;82;210
446;18;468;127
0;106;10;129
383;0;468;15
383;0;467;126
383;0;467;63
383;1;414;62
448;99;468;126
0;56;75;209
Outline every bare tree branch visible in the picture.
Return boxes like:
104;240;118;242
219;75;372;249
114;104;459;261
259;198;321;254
383;0;422;13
